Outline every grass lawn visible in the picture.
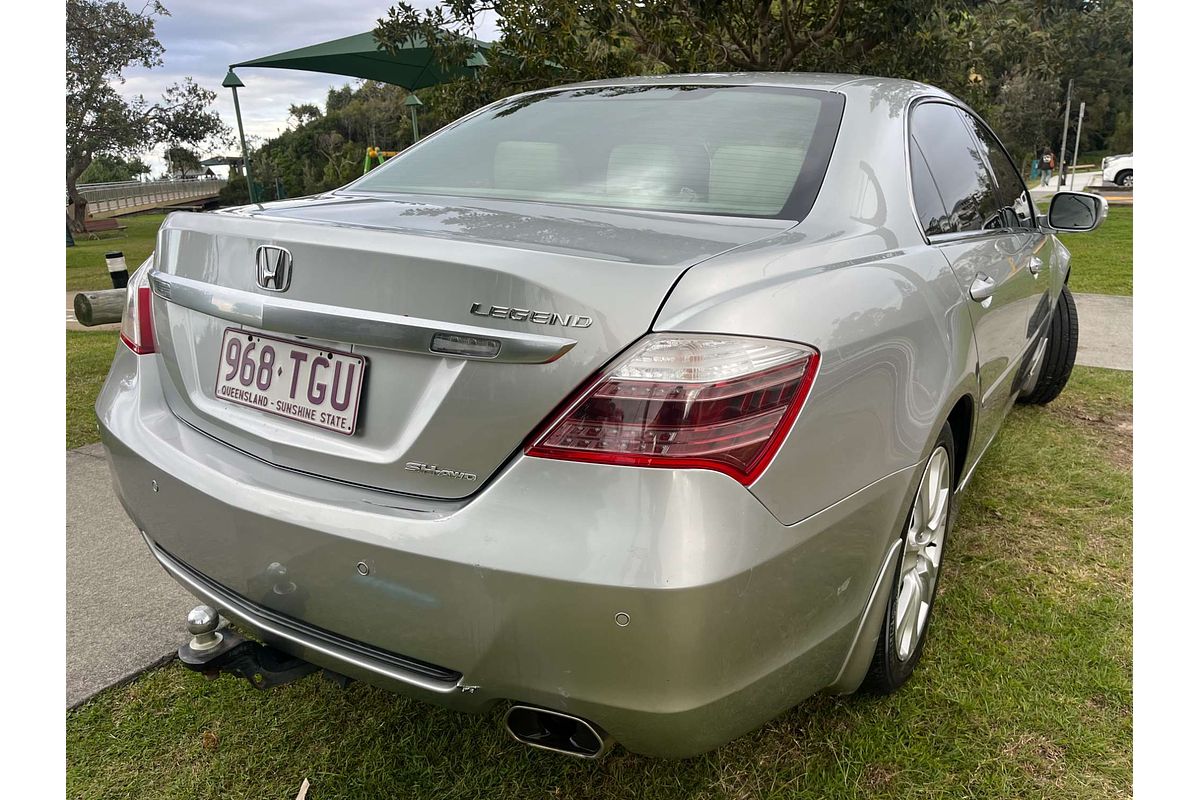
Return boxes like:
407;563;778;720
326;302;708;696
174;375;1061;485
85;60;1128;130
1064;205;1133;296
67;213;166;292
65;367;1131;799
66;330;119;449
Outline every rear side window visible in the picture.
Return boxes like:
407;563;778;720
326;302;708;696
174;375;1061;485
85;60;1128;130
962;114;1035;228
909;102;1002;235
348;85;844;220
909;136;949;236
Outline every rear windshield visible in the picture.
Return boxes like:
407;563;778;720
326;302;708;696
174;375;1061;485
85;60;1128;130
346;85;844;220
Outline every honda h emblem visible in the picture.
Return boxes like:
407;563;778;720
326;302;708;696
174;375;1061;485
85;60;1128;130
255;245;292;292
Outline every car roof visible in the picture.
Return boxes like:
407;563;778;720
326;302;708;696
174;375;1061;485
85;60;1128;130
549;72;958;105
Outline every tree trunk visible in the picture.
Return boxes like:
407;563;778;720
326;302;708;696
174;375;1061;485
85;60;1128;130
66;160;90;234
68;197;89;233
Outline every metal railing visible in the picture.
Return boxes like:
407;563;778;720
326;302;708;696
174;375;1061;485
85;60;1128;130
76;177;228;214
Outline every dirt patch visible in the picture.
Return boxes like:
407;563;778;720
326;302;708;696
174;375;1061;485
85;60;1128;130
862;763;899;791
1059;406;1132;471
1001;733;1067;779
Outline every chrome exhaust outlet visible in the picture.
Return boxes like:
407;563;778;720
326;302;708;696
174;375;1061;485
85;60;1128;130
504;705;614;759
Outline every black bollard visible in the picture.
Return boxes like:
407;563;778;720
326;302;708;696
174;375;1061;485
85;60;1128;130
105;251;129;289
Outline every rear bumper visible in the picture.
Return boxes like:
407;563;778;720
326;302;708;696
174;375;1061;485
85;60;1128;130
97;346;918;757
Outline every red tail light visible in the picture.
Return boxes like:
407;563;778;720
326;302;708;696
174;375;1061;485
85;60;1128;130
119;260;157;355
527;335;819;484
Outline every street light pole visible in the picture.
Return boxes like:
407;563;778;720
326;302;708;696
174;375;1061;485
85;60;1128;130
223;69;256;203
1070;102;1086;191
1058;78;1073;188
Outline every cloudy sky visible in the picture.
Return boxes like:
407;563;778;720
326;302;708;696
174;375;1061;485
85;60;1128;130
119;0;498;175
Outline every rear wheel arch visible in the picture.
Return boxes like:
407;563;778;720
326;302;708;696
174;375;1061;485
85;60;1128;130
827;391;973;693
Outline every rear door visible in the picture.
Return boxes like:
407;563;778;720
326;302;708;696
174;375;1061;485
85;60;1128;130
909;101;1046;449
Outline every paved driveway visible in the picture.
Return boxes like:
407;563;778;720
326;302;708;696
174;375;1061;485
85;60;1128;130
1074;292;1132;371
66;444;190;708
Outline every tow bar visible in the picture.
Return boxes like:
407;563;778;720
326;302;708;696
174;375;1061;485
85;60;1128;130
177;605;345;690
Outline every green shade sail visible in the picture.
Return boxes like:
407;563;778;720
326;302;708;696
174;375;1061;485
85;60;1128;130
231;31;489;91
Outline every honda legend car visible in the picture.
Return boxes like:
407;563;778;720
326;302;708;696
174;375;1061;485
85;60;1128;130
97;73;1105;758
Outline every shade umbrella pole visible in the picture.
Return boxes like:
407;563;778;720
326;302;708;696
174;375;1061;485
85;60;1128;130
223;69;255;202
404;94;424;143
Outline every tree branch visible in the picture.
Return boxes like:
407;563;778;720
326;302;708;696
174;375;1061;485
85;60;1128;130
710;5;759;68
809;0;847;46
779;0;798;66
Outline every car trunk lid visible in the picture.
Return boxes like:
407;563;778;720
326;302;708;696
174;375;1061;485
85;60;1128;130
149;195;792;498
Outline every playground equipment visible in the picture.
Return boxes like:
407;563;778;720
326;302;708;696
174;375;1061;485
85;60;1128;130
363;147;401;175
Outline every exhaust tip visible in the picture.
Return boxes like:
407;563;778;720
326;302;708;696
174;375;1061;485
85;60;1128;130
504;705;613;759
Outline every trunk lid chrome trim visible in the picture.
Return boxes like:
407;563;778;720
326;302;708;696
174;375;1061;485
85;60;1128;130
149;270;576;364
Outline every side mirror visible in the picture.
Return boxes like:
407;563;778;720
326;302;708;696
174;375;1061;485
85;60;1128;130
1044;191;1109;233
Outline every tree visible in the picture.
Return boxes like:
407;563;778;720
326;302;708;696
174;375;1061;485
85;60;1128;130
78;155;150;183
164;145;202;177
962;0;1132;156
233;80;437;202
288;103;323;128
990;69;1061;164
372;1;1130;160
66;0;227;231
1040;0;1132;154
1108;109;1131;153
374;1;983;123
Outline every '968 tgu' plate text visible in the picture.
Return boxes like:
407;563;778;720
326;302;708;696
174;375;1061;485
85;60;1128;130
213;329;366;435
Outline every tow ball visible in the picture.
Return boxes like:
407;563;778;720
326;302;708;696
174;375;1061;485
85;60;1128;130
177;605;331;690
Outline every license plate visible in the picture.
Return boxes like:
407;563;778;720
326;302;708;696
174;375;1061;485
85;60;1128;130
214;329;366;435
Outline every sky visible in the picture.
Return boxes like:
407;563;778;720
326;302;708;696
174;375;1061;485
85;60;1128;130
119;1;498;177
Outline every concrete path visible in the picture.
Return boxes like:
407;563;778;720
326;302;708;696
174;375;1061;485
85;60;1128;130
66;443;191;708
1029;171;1132;206
1074;292;1132;371
1029;169;1103;198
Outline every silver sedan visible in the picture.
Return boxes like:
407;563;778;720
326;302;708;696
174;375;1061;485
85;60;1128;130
98;73;1105;758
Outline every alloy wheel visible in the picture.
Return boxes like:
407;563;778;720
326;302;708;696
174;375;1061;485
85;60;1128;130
894;446;951;662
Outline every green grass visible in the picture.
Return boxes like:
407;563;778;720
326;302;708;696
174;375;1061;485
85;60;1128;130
67;213;165;292
65;367;1131;799
67;331;119;449
1064;205;1133;295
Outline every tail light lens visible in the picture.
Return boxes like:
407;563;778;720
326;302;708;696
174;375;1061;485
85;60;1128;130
119;259;156;355
527;335;819;484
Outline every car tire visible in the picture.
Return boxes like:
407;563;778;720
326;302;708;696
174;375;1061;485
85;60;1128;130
1018;285;1078;406
860;422;956;694
1114;169;1132;188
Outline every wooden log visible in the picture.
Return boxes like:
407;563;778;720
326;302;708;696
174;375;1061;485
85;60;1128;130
73;289;126;326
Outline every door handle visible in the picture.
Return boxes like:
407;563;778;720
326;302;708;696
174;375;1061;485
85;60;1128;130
1028;256;1043;275
969;273;997;304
